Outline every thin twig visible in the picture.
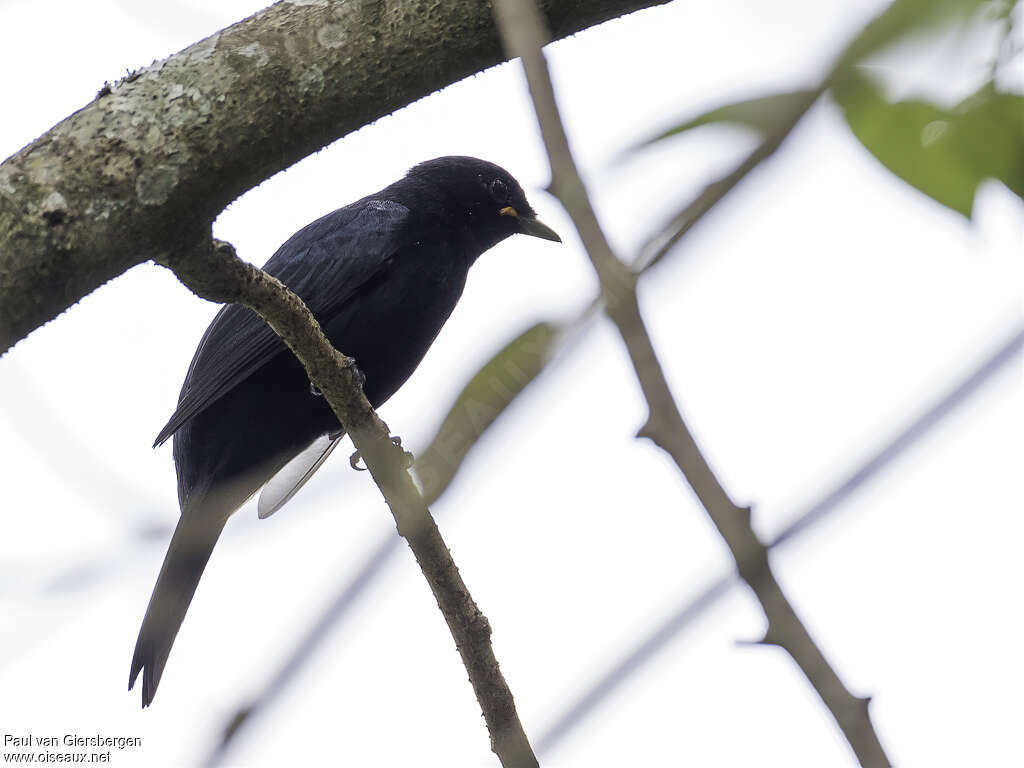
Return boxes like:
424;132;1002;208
537;323;1024;753
493;2;892;766
632;85;823;273
161;238;537;768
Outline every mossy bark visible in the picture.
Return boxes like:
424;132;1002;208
0;0;668;352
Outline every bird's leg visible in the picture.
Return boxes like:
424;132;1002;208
349;436;414;472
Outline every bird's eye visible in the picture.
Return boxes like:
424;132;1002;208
489;179;509;201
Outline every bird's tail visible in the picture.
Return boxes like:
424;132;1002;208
129;513;227;707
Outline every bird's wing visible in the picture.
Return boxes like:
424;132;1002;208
257;431;345;519
153;199;410;447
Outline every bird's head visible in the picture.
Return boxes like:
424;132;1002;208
406;156;562;250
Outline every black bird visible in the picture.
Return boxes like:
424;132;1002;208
129;156;560;706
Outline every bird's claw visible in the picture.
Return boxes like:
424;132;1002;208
311;358;364;397
390;436;414;468
348;438;413;472
349;359;367;390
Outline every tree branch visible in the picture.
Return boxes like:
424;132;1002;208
538;322;1024;753
161;236;537;768
632;86;823;272
493;2;892;766
0;0;669;354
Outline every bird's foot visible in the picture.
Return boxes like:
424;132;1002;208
349;449;367;471
310;359;363;397
391;436;415;469
348;437;413;472
349;359;367;390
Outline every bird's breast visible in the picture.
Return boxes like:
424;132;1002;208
321;246;469;408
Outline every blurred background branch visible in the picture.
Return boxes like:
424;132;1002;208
494;0;912;764
537;323;1024;753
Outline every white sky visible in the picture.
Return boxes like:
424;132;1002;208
0;1;1021;766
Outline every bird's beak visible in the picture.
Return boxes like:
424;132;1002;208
500;205;561;242
517;215;562;243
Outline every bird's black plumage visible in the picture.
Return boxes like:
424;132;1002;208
129;156;560;706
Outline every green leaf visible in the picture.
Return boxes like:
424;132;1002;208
633;0;994;153
954;87;1024;200
636;90;818;148
836;0;990;70
414;322;562;505
835;72;1024;217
